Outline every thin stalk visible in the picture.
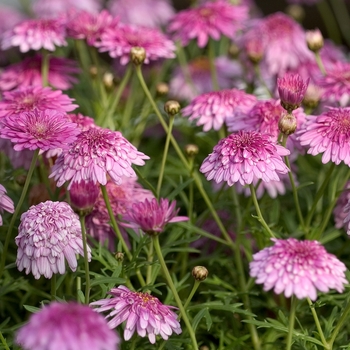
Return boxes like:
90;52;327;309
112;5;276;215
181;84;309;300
146;241;154;285
183;280;201;313
0;332;10;350
90;46;108;108
286;296;297;350
314;51;327;75
0;149;39;279
51;274;57;301
79;215;91;304
208;38;219;91
328;0;350;47
41;49;49;87
254;64;272;98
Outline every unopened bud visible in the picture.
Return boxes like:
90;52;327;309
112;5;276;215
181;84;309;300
278;113;297;136
303;84;322;109
130;46;146;65
164;100;181;116
306;29;324;52
245;37;264;64
69;180;100;216
89;66;98;78
103;72;115;89
286;5;305;22
185;144;199;158
192;266;208;281
228;43;240;59
115;252;124;262
156;82;169;97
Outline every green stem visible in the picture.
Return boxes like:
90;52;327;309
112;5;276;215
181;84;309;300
254;64;272;97
41;49;49;87
51;274;57;301
286;296;297;350
328;0;350;47
314;51;327;75
153;235;198;349
183;280;201;313
90;46;108;108
0;149;39;279
0;331;10;350
146;240;154;285
208;38;219;91
79;215;91;304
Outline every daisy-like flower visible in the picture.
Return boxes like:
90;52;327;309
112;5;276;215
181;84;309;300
298;107;350;165
250;238;348;300
66;113;97;131
0;109;79;152
182;89;256;132
168;1;248;48
200;131;290;186
0;184;14;226
0;54;79;91
0;86;78;118
91;285;182;343
122;198;188;235
50;127;149;189
16;302;119;350
0;6;24;43
2;17;67;52
98;24;175;65
15;201;91;279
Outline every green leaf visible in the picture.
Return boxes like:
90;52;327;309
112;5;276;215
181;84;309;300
23;305;40;313
192;307;212;332
90;277;126;287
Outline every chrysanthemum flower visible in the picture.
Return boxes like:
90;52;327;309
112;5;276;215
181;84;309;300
298;107;350;165
122;198;188;235
50;127;149;189
0;109;80;152
0;86;77;118
15;201;91;279
0;54;79;91
91;285;182;343
0;6;24;42
0;139;34;170
2;17;67;52
98;24;175;65
0;184;14;226
250;238;348;300
333;181;350;231
182;89;256;132
16;302;119;350
200;131;290;186
66;113;97;131
168;1;248;48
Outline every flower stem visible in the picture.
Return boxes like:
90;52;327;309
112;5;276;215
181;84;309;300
286;296;297;350
153;235;198;349
79;215;91;304
314;51;327;75
0;149;39;279
90;46;108;108
328;0;350;47
41;49;49;87
208;38;219;91
183;280;201;313
0;331;10;350
51;274;57;301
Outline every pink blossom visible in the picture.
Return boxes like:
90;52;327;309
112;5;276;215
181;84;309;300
66;113;97;131
0;184;14;226
333;181;350;231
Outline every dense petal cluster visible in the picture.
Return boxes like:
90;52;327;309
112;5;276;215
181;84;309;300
250;238;348;300
91;285;182;343
66;113;97;131
0;184;14;226
50;127;149;189
16;302;119;350
200;131;290;186
182;89;256;132
15;201;91;279
168;1;248;48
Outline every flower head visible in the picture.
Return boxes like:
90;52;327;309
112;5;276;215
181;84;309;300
250;238;348;300
0;109;80;152
15;201;91;279
69;180;100;214
66;113;97;131
200;131;290;186
0;184;14;226
333;181;350;231
91;285;182;343
50;127;149;189
16;302;119;350
168;1;248;48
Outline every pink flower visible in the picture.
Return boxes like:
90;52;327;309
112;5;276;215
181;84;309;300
91;285;182;343
69;180;100;212
200;131;290;186
0;6;24;41
122;198;188;235
50;127;149;189
250;238;348;300
0;86;78;118
0;54;79;91
333;181;350;230
2;17;67;52
0;109;80;152
343;199;350;235
66;113;97;131
98;24;175;65
16;302;119;350
168;1;248;48
15;201;91;279
0;184;14;226
298;107;350;165
182;89;256;132
0;139;34;170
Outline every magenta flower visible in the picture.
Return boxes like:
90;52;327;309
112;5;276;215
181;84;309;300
200;131;290;186
250;238;348;300
182;89;256;132
168;1;248;48
298;107;350;165
333;181;350;231
0;86;78;118
0;54;79;91
2;18;67;52
50;127;149;189
0;184;14;226
66;113;97;131
98;24;176;65
122;198;188;235
91;285;182;343
0;109;80;152
16;302;119;350
15;201;91;279
69;180;100;212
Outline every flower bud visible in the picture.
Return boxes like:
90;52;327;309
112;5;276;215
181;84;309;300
192;266;208;281
115;252;124;262
278;113;297;136
103;72;115;89
245;37;264;64
156;82;169;97
286;4;305;22
303;84;322;109
164;100;181;116
69;180;100;216
306;29;324;52
130;46;146;66
89;66;98;78
185;144;199;158
228;43;240;59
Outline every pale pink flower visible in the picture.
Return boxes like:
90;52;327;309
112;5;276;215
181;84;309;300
2;17;67;52
15;201;91;279
0;86;78;118
91;285;182;343
343;199;350;235
98;24;175;65
0;6;25;41
0;184;14;226
250;238;348;300
0;109;79;152
333;181;350;231
0;54;79;91
200;131;290;186
182;89;256;132
50;127;149;189
168;1;248;48
16;302;119;350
